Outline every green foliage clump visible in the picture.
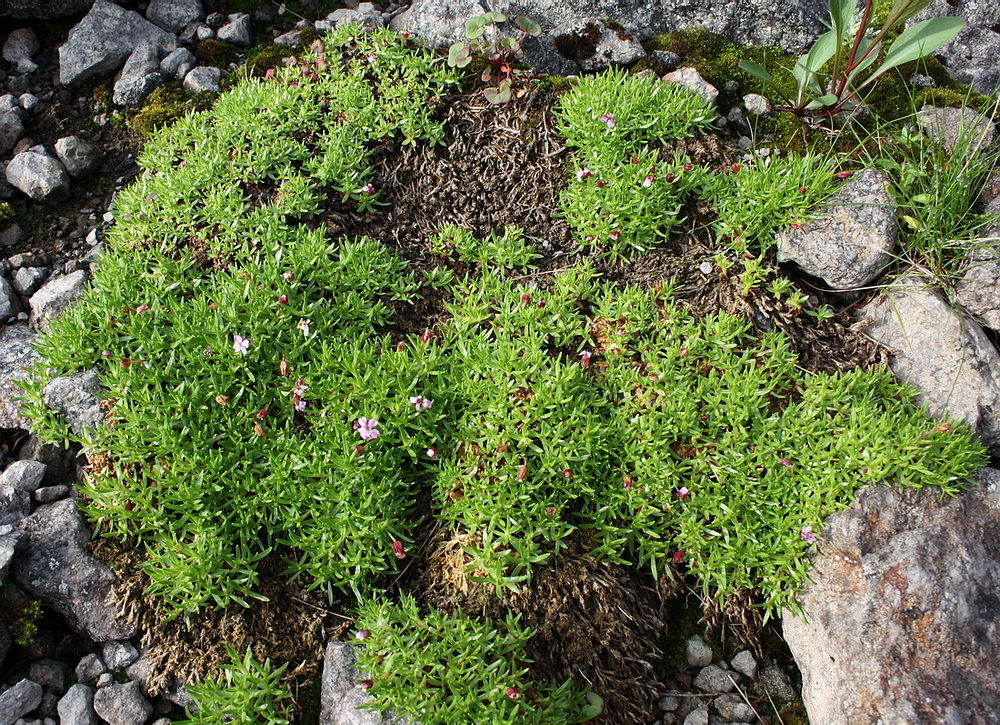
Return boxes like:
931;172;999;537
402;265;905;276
553;69;714;255
179;646;292;725
22;27;460;619
9;600;43;646
430;224;538;270
195;38;241;67
355;595;595;724
0;202;13;224
699;153;842;252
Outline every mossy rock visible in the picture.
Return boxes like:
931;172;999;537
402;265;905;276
127;84;215;137
195;38;241;68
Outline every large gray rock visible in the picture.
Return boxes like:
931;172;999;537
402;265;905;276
5;151;71;201
183;65;222;93
112;43;164;107
146;0;204;33
954;227;1000;330
13;266;50;297
0;482;29;526
320;643;408;725
916;104;997;154
43;369;105;436
550;18;646;71
911;0;1000;94
2;28;39;74
54;135;101;179
0;0;91;18
0;460;48;493
391;0;826;73
784;467;1000;724
11;499;137;642
777;169;897;290
57;684;98;725
0;523;22;579
93;681;152;725
216;12;252;46
0;110;25;156
58;0;177;87
0;323;39;429
858;273;1000;452
30;269;88;332
160;47;196;80
0;679;43;725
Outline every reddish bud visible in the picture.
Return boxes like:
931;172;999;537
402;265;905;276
610;230;621;241
545;506;556;516
360;679;373;690
683;162;693;172
505;687;519;700
420;331;431;344
595;180;606;187
396;341;405;351
278;294;289;305
665;172;676;183
730;163;740;173
256;409;268;420
253;422;265;437
516;462;528;481
798;186;808;194
392;540;406;559
521;293;531;303
836;170;851;179
630;155;639;164
562;468;573;478
672;550;684;564
279;358;290;377
355;445;365;457
623;474;633;490
536;299;546;309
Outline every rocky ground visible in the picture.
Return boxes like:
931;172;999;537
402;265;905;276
1;0;1000;724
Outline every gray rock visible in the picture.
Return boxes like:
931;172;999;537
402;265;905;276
34;485;69;503
274;29;306;46
652;49;680;72
685;635;713;668
334;5;386;30
0;679;43;725
163;678;195;709
955;229;1000;330
784;467;1000;723
58;0;177;87
112;44;164;107
92;682;152;725
182;65;222;93
758;665;795;701
146;0;204;33
0;222;27;247
692;664;735;694
729;650;756;679
13;267;49;297
552;19;646;71
2;28;39;74
179;21;213;44
102;640;139;671
57;684;98;725
5;151;71;202
0;0;91;18
743;92;772;116
682;705;709;725
658;695;680;712
160;47;196;79
858;273;1000;452
124;653;152;696
916;104;997;154
55;136;101;179
662;67;718;106
0;483;30;528
43;369;105;436
1;111;26;157
777;169;896;290
713;693;754;721
18;93;39;112
205;11;226;27
0;461;46;494
75;654;107;684
0;276;22;321
0;94;18;112
0;618;10;671
911;1;1000;94
30;659;67;693
11;499;136;642
392;0;825;71
29;270;88;332
0;524;22;579
320;642;408;724
95;673;113;689
217;13;252;46
0;323;39;429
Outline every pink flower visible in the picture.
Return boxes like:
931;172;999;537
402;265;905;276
420;331;431;344
294;398;307;412
101;350;111;358
135;305;149;313
360;183;375;195
396;341;405;351
356;629;370;641
505;687;519;700
778;458;793;468
264;68;276;80
579;350;592;368
675;486;690;500
392;539;406;559
575;167;592;181
408;395;432;411
233;334;250;356
427;447;438;459
400;29;411;38
835;171;851;179
297;319;311;337
356;417;380;440
600;112;616;129
642;175;654;187
278;294;289;305
367;53;378;63
800;525;816;544
610;230;621;241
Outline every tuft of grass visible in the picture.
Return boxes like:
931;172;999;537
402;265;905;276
430;225;538;271
179;646;292;725
355;595;594;724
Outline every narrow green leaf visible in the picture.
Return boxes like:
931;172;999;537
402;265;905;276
861;16;965;87
738;59;774;84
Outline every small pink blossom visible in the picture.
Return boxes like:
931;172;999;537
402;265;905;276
233;334;250;356
264;68;276;80
642;175;654;187
101;350;111;358
396;341;405;351
576;167;592;181
600;112;616;129
294;398;307;412
360;183;375;195
420;331;431;344
778;458;793;468
800;525;816;544
408;395;432;411
356;629;370;641
135;305;149;313
675;486;690;500
355;417;380;440
367;53;378;63
392;539;406;559
505;687;519;700
297;319;311;337
579;350;593;368
427;447;438;459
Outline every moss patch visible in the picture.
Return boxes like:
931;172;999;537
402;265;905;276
126;84;215;137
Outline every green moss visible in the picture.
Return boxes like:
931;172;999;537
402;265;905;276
0;202;13;225
91;79;113;109
245;43;296;77
10;600;43;646
127;84;215;138
538;75;575;94
195;38;241;68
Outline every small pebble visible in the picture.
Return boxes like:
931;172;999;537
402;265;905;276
34;485;69;503
686;635;713;668
730;650;757;679
698;261;714;275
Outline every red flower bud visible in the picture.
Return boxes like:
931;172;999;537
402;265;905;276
505;687;519;700
730;163;740;173
521;293;531;303
421;331;431;344
256;409;268;419
392;540;406;559
355;445;365;456
278;294;288;305
396;341;405;351
672;550;684;564
623;474;633;490
683;162;693;172
562;468;573;478
665;172;676;183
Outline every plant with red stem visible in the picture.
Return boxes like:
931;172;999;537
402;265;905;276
447;12;542;104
